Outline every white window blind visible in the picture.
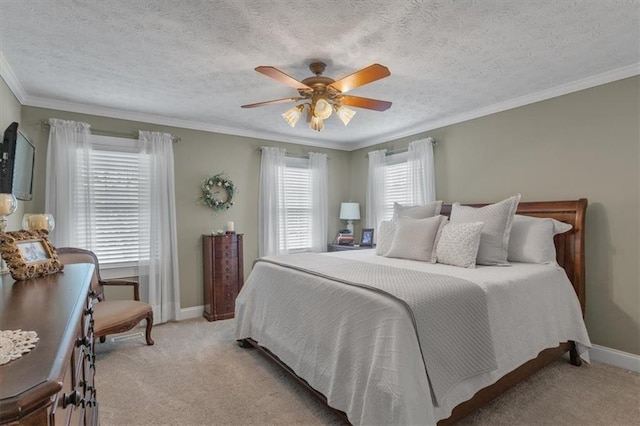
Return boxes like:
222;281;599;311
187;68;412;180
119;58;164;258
75;136;151;266
382;151;410;221
279;157;312;252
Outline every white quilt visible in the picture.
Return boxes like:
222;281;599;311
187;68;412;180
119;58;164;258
235;250;591;425
256;253;498;406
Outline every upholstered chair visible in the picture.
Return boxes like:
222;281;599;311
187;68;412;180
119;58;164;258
57;247;154;346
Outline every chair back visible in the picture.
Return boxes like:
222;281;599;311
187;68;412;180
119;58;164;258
57;247;103;299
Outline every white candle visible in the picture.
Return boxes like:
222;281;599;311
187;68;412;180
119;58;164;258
227;221;235;233
28;215;49;231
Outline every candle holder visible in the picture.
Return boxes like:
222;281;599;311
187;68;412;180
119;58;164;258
0;193;17;233
0;193;18;273
22;214;55;232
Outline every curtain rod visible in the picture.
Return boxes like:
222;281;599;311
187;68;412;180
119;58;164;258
39;120;181;143
256;147;330;160
365;138;438;157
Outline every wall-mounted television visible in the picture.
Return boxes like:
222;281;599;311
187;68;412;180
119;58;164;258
1;122;36;201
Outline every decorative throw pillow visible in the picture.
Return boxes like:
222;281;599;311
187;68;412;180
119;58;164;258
450;194;521;266
385;215;446;262
435;222;484;268
376;220;396;256
393;200;443;221
507;215;573;264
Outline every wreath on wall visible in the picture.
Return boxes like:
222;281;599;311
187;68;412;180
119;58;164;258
198;173;236;213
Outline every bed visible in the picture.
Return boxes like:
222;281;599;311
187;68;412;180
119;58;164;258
235;199;590;425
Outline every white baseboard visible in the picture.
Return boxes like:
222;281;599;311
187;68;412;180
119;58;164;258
180;305;204;320
589;344;640;373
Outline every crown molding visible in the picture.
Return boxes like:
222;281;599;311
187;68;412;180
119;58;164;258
8;62;639;152
0;51;27;103
348;63;640;151
20;95;352;151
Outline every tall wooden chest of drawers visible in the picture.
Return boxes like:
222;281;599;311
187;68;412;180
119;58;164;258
202;233;244;321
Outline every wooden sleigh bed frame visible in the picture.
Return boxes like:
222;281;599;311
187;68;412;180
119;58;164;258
239;198;588;424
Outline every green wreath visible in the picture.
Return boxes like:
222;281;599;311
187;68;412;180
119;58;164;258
199;173;236;213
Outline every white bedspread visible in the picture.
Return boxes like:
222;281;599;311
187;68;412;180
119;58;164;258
256;253;498;405
235;250;591;425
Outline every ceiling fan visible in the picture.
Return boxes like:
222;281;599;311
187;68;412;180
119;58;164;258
241;62;392;132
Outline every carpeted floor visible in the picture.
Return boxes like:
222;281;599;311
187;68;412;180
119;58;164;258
95;318;639;425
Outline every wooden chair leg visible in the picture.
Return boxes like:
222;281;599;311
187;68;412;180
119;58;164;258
569;341;582;366
145;311;154;346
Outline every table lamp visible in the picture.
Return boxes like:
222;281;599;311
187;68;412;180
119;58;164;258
339;202;360;235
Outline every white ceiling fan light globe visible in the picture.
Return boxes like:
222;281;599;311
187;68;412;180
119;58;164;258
310;116;325;131
282;105;304;127
313;98;333;119
336;106;356;125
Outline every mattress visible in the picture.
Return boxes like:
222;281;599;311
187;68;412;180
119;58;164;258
235;249;591;425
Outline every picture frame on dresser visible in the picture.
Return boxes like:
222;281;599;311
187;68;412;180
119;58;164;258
0;229;63;280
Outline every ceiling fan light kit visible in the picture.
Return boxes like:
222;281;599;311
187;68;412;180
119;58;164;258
242;62;392;132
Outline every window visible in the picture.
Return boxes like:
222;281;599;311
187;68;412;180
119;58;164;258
279;157;312;252
382;151;410;221
75;136;151;269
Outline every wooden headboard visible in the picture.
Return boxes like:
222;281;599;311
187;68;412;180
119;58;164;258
440;199;588;315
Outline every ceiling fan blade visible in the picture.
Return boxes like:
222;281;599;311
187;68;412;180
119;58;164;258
328;64;391;94
340;95;392;111
255;66;312;90
241;97;301;108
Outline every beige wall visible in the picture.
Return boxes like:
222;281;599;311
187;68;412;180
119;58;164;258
7;75;639;355
349;76;640;355
18;106;351;309
0;77;25;230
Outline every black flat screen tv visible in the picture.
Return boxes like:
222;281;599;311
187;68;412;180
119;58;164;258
1;122;35;201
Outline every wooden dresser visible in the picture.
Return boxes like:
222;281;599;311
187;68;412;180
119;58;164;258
202;234;244;321
0;264;98;425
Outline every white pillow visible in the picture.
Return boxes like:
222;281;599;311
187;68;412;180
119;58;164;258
450;194;521;266
436;222;484;268
393;200;443;221
385;215;446;262
508;215;573;264
376;220;396;256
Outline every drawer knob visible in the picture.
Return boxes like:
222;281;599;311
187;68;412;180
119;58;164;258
62;390;84;408
76;336;89;347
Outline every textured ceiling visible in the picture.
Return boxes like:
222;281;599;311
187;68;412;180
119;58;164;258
1;0;638;150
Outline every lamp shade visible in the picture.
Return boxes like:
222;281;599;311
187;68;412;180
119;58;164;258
339;202;361;220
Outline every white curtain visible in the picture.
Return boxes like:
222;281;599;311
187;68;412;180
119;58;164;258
366;149;387;234
309;152;328;253
45;118;92;246
407;137;436;204
258;147;286;257
136;131;181;323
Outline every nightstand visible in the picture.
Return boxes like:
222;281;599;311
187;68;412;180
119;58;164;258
327;244;375;252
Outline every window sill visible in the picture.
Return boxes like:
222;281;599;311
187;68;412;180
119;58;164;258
100;265;140;280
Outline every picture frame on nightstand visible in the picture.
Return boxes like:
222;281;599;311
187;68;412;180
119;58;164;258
360;228;374;246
